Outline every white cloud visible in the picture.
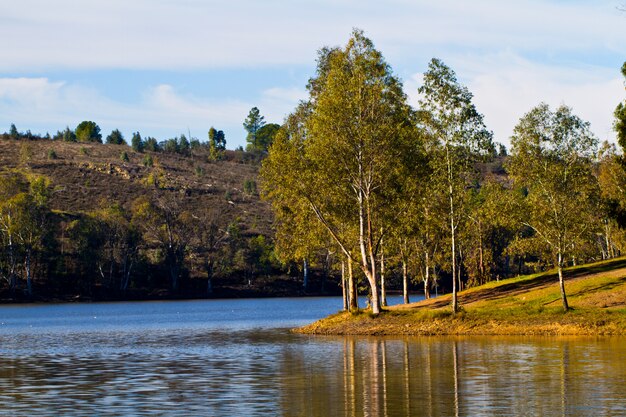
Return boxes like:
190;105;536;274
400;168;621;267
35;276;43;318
1;0;624;71
405;52;624;147
0;77;301;147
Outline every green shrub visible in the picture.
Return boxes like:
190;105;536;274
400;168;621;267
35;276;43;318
142;154;153;167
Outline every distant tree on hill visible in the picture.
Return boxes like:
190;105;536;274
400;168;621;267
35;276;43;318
56;127;77;142
9;124;19;140
208;127;226;160
179;134;190;156
76;121;102;143
144;137;159;152
106;129;126;145
163;138;179;153
131;132;144;152
243;107;266;152
255;123;280;152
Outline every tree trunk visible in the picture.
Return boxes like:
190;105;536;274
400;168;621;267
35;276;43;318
558;252;569;312
25;249;32;298
447;145;459;314
478;221;485;284
402;259;410;304
358;190;379;315
347;255;358;311
341;261;348;311
424;251;430;299
303;258;308;290
380;238;387;307
206;260;214;295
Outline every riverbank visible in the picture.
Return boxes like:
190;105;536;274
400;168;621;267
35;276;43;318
296;258;626;336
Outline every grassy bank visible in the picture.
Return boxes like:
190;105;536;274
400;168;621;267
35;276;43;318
296;257;626;336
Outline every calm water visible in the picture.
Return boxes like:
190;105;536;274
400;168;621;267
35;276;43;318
0;296;624;416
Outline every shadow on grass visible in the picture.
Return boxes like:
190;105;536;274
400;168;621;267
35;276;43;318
416;258;626;310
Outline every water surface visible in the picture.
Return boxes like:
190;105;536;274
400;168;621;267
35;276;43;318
0;296;624;416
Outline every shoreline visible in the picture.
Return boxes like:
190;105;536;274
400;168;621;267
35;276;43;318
295;258;626;337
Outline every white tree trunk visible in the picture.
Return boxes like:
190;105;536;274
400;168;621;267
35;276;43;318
402;260;410;304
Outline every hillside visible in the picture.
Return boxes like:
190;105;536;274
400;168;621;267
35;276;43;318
297;257;626;336
0;138;331;301
0;140;269;230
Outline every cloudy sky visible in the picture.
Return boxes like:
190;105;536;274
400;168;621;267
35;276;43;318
1;0;625;149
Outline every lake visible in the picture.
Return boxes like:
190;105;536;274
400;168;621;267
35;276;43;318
0;296;624;416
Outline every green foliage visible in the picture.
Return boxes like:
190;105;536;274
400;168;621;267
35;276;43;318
75;121;102;143
142;154;154;167
80;146;88;156
615;61;626;152
163;138;179;153
47;149;58;160
120;151;129;162
243;107;266;151
9;123;19;140
243;179;257;195
131;132;144;152
55;127;76;142
261;29;422;314
106;129;126;145
208;127;226;160
247;123;279;153
508;103;599;309
178;134;190;156
19;143;33;165
195;165;205;177
144;137;159;152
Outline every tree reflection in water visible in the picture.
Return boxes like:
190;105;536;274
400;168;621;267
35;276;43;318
278;336;626;417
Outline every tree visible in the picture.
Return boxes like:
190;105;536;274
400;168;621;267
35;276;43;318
144;137;159;152
179;134;190;156
132;194;192;291
243;107;266;152
255;123;280;152
208;127;226;160
418;58;494;313
76;121;102;143
615;62;626;152
106;129;126;145
0;172;51;297
507;103;599;312
262;30;422;315
57;127;76;142
9;124;19;140
131;132;144;152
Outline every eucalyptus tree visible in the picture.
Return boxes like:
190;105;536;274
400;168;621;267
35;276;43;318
614;62;626;151
508;103;599;311
418;58;494;313
262;30;422;315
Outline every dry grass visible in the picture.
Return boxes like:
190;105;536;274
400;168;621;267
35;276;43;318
297;257;626;336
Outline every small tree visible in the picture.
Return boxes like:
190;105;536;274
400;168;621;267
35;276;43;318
106;129;126;145
9;124;19;140
76;121;102;143
144;137;159;152
131;132;144;152
208;127;226;160
243;107;266;152
178;134;190;156
255;123;280;152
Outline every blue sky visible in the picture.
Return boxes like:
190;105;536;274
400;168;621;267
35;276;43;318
1;0;625;149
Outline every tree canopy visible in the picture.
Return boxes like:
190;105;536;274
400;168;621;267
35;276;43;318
76;121;102;143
